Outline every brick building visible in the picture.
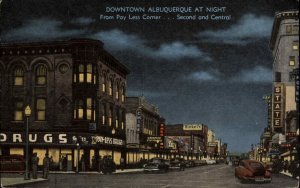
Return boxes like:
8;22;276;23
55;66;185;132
0;39;129;171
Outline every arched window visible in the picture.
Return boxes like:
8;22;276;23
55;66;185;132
109;106;113;126
36;98;46;121
36;65;47;85
14;66;24;86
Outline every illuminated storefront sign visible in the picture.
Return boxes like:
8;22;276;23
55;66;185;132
0;132;125;146
183;124;203;131
136;109;142;132
207;142;218;147
273;84;284;128
146;136;163;143
159;123;165;149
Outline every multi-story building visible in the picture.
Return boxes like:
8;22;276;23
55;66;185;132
125;96;164;164
165;124;208;159
0;39;129;170
269;10;299;161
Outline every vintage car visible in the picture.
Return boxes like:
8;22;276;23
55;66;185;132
235;159;272;183
184;160;196;168
169;158;186;171
143;158;169;173
0;155;25;172
205;159;217;165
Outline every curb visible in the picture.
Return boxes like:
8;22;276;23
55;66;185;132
280;171;299;180
3;179;49;188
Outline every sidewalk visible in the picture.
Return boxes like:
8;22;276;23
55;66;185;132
1;169;143;187
280;171;299;180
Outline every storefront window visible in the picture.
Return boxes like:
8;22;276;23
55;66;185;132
99;150;112;158
114;151;121;165
10;148;24;155
33;148;47;165
48;148;60;165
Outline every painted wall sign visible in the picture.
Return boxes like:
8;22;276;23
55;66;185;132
0;132;125;146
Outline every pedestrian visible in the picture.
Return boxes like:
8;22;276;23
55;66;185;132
91;155;97;171
98;155;103;173
80;154;85;172
284;160;288;172
31;153;39;179
43;153;50;179
120;157;125;171
63;156;67;171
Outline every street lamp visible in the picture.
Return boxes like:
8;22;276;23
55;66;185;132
112;128;115;161
24;105;31;180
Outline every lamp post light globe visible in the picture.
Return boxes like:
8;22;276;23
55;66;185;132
24;105;31;180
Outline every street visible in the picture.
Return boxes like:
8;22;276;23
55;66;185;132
16;164;298;188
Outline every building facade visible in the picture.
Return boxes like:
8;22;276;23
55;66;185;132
125;96;164;164
269;10;299;161
0;39;129;170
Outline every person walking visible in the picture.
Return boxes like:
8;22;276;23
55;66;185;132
43;153;50;179
120;157;125;171
98;155;103;173
31;153;39;179
80;154;85;172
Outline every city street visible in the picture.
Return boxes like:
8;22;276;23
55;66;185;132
15;164;298;188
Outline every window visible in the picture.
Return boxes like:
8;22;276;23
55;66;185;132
14;100;23;121
116;108;119;128
116;83;119;100
289;56;295;66
102;76;106;93
79;64;84;83
293;25;299;33
86;98;94;120
103;105;107;125
74;100;84;119
109;79;113;96
286;25;292;34
121;85;125;102
36;98;46;121
14;67;24;86
109;107;113;126
36;65;47;85
87;64;93;83
293;41;299;50
275;72;281;82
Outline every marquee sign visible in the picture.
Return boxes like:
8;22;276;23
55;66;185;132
0;132;125;146
146;136;163;143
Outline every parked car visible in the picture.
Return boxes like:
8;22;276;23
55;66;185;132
195;160;207;166
206;159;216;165
169;158;186;171
235;159;272;183
184;160;196;168
143;158;169;173
0;155;25;172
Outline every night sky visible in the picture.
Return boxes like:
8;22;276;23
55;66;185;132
0;0;298;152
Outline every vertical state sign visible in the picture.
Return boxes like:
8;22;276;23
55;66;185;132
273;84;284;128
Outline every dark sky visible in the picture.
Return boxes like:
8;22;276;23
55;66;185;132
0;0;298;152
